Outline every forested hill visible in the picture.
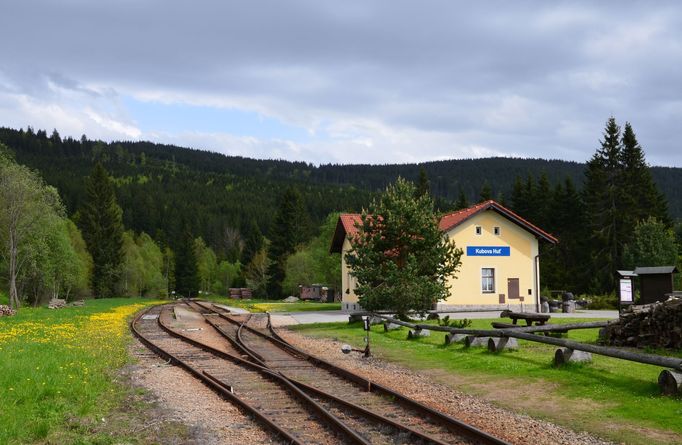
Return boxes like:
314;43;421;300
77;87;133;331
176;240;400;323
1;126;680;254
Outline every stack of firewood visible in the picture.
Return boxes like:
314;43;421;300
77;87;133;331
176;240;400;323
599;297;682;349
48;298;67;309
0;305;16;317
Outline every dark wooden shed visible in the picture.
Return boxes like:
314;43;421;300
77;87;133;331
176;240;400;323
633;266;679;304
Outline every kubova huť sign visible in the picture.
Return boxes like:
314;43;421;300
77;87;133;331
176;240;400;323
466;246;510;256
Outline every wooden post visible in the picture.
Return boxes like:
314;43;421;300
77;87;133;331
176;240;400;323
407;329;430;339
554;348;592;366
488;337;518;352
658;369;682;396
465;336;490;348
444;333;467;345
383;322;402;332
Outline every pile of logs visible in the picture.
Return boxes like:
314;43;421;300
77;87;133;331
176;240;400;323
0;305;16;317
48;298;67;309
599;297;682;349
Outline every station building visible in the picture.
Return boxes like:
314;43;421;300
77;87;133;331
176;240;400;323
330;200;558;312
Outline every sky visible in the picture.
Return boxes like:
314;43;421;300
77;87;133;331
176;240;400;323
1;1;681;166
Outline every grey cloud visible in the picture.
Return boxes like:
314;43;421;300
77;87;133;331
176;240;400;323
1;1;681;165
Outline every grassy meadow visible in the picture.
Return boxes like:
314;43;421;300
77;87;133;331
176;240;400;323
0;297;166;445
292;317;682;445
202;294;341;313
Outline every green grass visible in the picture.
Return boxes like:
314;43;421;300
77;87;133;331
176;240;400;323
202;295;341;312
293;318;682;445
0;297;162;444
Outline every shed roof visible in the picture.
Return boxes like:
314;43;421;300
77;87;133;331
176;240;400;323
330;199;557;253
634;266;679;275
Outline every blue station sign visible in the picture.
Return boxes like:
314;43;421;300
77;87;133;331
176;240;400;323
466;246;510;256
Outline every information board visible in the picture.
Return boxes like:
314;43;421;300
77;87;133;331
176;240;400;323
619;279;633;303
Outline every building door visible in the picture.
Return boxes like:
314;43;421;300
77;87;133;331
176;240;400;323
507;278;520;300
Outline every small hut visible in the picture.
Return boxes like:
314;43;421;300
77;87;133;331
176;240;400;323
633;266;679;304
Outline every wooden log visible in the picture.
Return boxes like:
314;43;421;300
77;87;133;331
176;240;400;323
465;336;490;348
383;322;402;332
348;314;364;323
444;333;467;345
369;316;384;325
488;337;518;352
370;313;682;371
658;369;682;396
407;329;430;339
554;348;592;366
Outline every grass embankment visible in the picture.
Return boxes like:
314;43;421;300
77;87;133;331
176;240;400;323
293;318;682;445
203;295;341;313
0;297;168;444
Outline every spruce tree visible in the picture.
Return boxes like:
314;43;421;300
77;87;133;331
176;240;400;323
346;178;462;319
454;188;469;210
174;229;199;297
415;167;430;198
583;117;624;292
80;163;124;298
267;187;309;298
478;180;493;202
241;218;264;266
620;122;670;229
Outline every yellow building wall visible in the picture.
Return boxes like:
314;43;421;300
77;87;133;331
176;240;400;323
442;211;539;311
341;238;362;311
341;210;540;312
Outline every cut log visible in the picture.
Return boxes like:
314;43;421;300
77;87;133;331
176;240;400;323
348;314;364;323
444;333;467;345
369;316;384;325
465;336;490;348
554;348;592;366
488;337;518;352
658;369;682;396
407;329;430;339
384;322;402;332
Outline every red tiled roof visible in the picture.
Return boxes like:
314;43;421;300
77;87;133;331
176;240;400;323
439;200;558;243
331;199;557;253
340;213;362;237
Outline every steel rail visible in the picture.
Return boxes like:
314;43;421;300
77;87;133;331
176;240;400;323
184;301;457;445
130;306;301;445
192;300;509;445
134;305;372;445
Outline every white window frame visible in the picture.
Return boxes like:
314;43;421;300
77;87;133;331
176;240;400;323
475;225;482;235
494;226;501;236
481;267;495;293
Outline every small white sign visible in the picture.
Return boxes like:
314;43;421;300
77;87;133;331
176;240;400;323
619;279;633;303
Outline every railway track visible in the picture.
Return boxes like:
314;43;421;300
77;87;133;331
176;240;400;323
131;304;365;445
180;299;509;445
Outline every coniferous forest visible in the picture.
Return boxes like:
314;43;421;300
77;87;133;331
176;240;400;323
1;120;680;304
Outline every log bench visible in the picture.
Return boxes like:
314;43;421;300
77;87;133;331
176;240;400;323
491;321;568;335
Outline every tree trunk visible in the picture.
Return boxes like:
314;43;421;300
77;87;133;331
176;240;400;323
8;231;20;310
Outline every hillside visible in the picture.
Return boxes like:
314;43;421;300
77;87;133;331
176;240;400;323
1;126;680;255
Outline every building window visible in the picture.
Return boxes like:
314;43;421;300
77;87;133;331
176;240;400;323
482;268;495;293
475;226;482;235
494;226;501;236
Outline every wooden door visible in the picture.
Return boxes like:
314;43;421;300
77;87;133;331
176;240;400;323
507;278;520;300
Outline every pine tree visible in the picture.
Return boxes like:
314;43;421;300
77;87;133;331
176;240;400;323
345;177;462;318
80;163;124;298
267;187;309;298
174;229;199;297
583;117;624;292
454;188;469;210
534;172;552;228
415;167;430;198
241;218;263;266
478;180;493;202
620;122;670;230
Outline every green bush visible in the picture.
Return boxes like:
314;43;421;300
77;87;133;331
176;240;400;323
586;294;618;309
